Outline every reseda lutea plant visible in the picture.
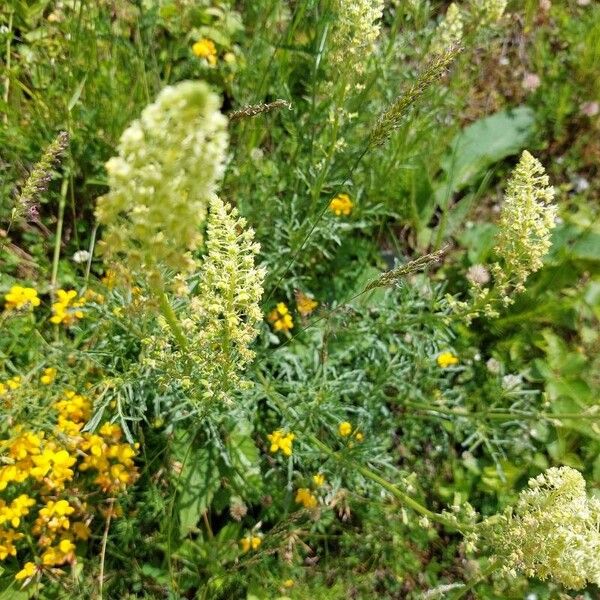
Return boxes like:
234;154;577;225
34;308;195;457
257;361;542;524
96;81;264;412
448;150;557;321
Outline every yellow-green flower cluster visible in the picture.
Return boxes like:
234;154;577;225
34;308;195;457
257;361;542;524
492;151;556;305
0;383;138;585
448;152;556;320
143;197;264;406
469;0;507;26
96;81;229;276
188;197;265;401
328;0;384;77
485;466;600;590
431;3;463;56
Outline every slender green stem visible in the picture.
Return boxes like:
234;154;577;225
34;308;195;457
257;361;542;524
84;223;98;285
2;10;12;126
403;400;600;422
50;176;69;298
156;287;189;354
450;561;501;599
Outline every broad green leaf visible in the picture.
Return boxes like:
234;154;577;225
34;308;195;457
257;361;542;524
177;444;221;538
458;222;497;264
547;223;600;263
224;419;262;496
436;106;536;207
551;397;600;441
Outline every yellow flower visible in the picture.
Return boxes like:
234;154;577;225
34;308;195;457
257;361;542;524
99;422;122;441
354;431;364;442
40;367;57;385
268;302;294;333
31;448;76;487
296;291;318;317
54;391;91;423
0;529;23;560
0;377;19;398
41;540;74;566
329;193;353;216
313;473;326;487
57;538;75;554
0;494;36;527
338;421;352;437
83;289;105;304
72;521;91;540
50;289;86;326
240;535;262;552
9;431;43;460
295;488;318;509
4;285;40;311
192;38;217;65
282;579;294;588
437;351;459;368
15;561;37;581
101;270;116;289
267;430;295;456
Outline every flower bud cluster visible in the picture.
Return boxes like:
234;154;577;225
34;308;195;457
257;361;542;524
96;81;229;276
484;466;600;590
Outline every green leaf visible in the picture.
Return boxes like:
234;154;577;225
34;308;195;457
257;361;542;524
406;158;435;229
68;75;88;112
458;222;497;264
551;397;600;441
177;443;221;538
0;579;28;600
224;419;262;497
436;106;536;206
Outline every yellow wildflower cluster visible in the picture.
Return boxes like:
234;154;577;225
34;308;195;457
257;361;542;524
312;473;326;487
337;422;364;443
50;289;86;326
268;302;294;333
239;534;262;553
192;38;217;65
267;430;295;457
294;472;328;510
4;286;40;311
338;421;352;437
40;368;57;385
295;487;318;509
329;192;353;216
0;385;138;585
0;375;21;399
437;351;459;368
296;291;318;317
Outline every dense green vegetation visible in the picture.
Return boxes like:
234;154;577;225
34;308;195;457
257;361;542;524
1;1;599;598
